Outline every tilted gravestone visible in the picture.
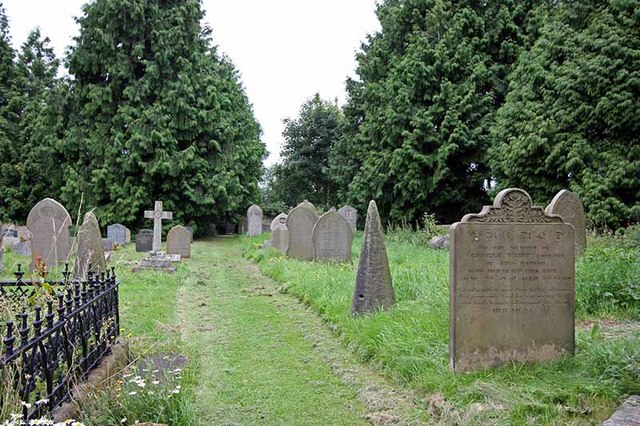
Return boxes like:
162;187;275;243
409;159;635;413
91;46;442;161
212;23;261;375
107;223;127;246
27;198;72;269
270;213;288;231
286;205;319;260
546;190;587;255
338;205;357;234
246;204;263;237
135;229;153;252
449;188;575;372
102;238;115;252
351;200;395;316
312;211;353;262
271;216;289;253
125;227;132;244
75;212;107;278
167;225;191;258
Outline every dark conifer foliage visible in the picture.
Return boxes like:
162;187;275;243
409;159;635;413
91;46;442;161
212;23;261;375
62;0;265;231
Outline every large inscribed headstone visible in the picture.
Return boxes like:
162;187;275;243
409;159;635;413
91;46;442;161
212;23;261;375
246;204;263;237
167;225;191;258
75;212;107;278
286;205;319;260
351;200;394;315
135;230;153;252
27;198;72;268
338;205;357;233
107;224;127;246
297;200;317;215
546;190;587;255
312;211;353;262
450;188;575;372
270;213;288;231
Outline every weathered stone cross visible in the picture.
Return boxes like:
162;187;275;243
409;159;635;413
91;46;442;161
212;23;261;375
144;201;173;252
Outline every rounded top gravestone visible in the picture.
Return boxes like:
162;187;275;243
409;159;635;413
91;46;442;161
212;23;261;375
296;200;317;214
545;190;586;255
167;225;191;258
286;205;319;260
271;221;289;254
74;211;107;278
270;213;288;231
246;204;263;237
312;211;353;262
27;197;72;269
338;205;357;233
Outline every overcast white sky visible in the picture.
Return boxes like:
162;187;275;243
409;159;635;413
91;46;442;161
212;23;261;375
2;0;380;165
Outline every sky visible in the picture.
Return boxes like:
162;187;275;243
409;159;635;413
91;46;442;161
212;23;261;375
2;0;381;166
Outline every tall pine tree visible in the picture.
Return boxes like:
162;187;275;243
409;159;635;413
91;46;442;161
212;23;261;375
62;0;265;232
490;0;640;228
333;0;543;224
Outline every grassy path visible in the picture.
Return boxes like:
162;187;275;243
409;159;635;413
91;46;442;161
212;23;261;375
175;237;424;425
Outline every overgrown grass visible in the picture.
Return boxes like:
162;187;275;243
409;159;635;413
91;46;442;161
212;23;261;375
244;229;640;424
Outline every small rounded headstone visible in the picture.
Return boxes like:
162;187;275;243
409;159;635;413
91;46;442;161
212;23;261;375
286;205;319;260
247;204;263;237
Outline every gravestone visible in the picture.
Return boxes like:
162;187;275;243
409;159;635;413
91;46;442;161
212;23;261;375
271;216;289;253
328;206;337;212
449;188;575;372
144;201;173;252
12;240;31;256
167;225;191;258
74;212;107;278
246;204;263;236
270;213;288;231
27;198;72;269
107;224;127;246
603;396;640;426
184;226;194;242
131;251;176;274
102;238;115;251
312;211;353;262
297;200;317;214
125;227;132;244
546;190;587;255
135;230;153;252
286;205;319;260
351;200;395;316
0;241;3;273
338;205;357;234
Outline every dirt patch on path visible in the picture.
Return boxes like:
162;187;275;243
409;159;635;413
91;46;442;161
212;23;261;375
577;320;640;340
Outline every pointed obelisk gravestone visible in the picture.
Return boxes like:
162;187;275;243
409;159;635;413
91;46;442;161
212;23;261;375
144;201;173;252
270;213;288;231
351;200;395;316
313;211;353;262
75;212;107;278
107;223;127;246
27;198;72;269
338;205;357;234
246;204;263;236
286;204;319;260
167;225;191;258
450;188;575;372
546;190;587;255
271;216;289;254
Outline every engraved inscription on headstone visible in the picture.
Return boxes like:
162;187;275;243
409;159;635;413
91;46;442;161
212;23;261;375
450;188;575;372
167;225;191;258
27;198;72;269
312;211;353;262
246;204;263;237
338;205;357;233
286;205;319;260
546;190;587;255
270;213;288;231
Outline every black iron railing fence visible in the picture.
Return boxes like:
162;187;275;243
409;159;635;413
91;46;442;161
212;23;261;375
0;264;120;420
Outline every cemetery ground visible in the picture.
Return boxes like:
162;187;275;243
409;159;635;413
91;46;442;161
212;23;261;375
1;228;639;425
